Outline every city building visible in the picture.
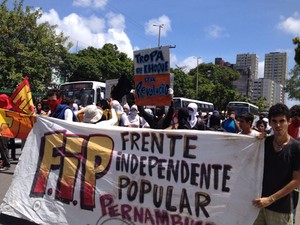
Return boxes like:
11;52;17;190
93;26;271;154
264;52;288;85
236;54;259;79
233;53;258;98
263;52;288;103
253;78;284;107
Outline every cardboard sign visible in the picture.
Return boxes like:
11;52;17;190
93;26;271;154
134;47;171;106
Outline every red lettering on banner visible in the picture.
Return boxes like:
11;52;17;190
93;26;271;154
30;131;114;210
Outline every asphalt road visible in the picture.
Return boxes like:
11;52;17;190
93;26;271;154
1;148;300;225
0;148;37;225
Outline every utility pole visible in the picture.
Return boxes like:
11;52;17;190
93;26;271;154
153;24;164;47
195;57;201;99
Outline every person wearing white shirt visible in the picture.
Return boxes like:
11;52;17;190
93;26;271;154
238;112;261;137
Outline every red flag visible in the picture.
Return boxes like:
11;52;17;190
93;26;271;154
9;76;35;115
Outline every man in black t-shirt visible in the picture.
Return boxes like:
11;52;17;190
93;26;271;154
253;103;300;225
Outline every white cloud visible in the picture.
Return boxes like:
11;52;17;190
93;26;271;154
277;12;300;35
205;25;229;39
175;56;204;73
106;12;125;31
258;61;264;78
72;0;108;9
38;9;134;58
144;15;172;37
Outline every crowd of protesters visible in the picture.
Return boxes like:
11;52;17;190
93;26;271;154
1;87;300;225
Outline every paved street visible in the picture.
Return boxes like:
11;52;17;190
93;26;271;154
1;148;300;225
0;148;37;225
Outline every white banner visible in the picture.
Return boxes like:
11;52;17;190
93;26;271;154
0;116;264;225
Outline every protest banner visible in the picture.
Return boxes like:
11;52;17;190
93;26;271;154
134;46;171;106
0;116;263;225
10;76;35;115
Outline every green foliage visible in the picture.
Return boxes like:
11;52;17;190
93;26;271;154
188;63;241;110
293;37;300;66
62;44;134;83
0;0;69;93
255;97;269;112
285;65;300;100
171;67;194;98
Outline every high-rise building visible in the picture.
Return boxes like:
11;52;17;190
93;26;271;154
264;52;288;85
233;53;258;98
263;52;288;103
253;78;284;107
236;54;258;79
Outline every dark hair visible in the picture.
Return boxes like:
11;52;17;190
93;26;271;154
177;108;189;120
290;105;300;118
227;107;235;114
268;103;290;120
210;114;221;127
256;119;266;129
61;97;74;105
46;89;62;99
238;112;254;124
99;99;110;110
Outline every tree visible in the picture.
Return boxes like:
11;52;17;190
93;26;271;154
0;0;70;93
188;63;241;110
255;97;269;112
285;65;300;100
293;37;300;66
62;44;134;83
171;67;194;98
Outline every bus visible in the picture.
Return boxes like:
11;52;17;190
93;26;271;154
173;97;214;115
59;81;106;107
226;101;259;117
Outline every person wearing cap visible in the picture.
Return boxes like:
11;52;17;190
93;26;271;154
0;94;13;171
82;104;117;126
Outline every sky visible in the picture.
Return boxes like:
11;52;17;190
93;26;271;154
11;0;300;106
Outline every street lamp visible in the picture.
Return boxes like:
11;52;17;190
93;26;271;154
195;56;201;99
153;24;164;47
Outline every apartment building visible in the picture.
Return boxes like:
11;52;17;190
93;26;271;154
263;52;288;103
264;52;288;85
233;54;258;98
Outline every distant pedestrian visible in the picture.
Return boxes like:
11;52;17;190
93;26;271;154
35;102;46;115
176;107;191;129
288;104;300;140
238;112;260;136
0;94;13;171
208;113;225;132
222;108;240;133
